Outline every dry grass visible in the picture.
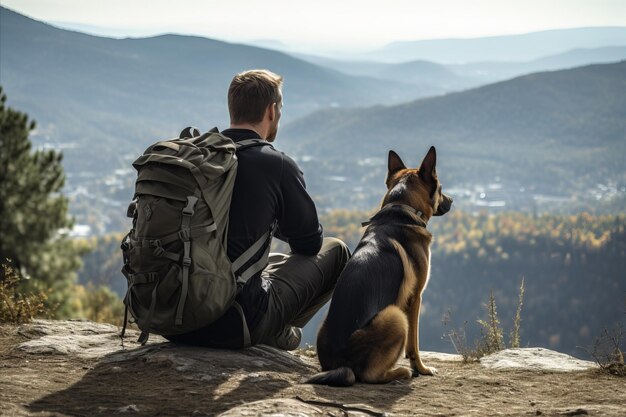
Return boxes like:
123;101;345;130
446;278;525;362
0;260;50;324
586;298;626;377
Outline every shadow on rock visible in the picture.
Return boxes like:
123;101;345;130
306;373;414;412
29;341;314;416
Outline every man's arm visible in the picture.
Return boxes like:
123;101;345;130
277;154;323;256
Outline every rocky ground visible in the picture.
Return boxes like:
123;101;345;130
1;320;624;416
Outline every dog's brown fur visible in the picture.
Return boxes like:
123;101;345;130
308;147;452;386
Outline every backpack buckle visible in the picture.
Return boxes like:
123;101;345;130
182;257;191;268
120;234;131;252
179;228;191;241
182;196;199;216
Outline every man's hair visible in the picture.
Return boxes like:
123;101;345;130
228;69;283;125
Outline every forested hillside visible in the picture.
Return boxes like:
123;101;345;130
80;211;626;358
315;210;626;357
281;61;626;211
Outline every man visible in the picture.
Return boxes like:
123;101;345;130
167;69;350;350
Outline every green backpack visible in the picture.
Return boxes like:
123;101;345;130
120;127;272;345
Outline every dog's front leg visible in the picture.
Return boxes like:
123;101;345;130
407;294;437;376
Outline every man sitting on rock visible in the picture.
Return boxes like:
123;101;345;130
166;69;350;350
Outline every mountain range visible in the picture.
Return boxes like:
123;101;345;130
365;27;626;63
0;6;423;172
298;46;626;91
1;6;625;225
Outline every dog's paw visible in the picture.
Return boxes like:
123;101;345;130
412;366;438;377
421;366;438;376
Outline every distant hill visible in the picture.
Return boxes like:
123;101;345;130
295;54;472;91
366;27;626;63
280;61;626;210
449;46;626;82
530;45;626;69
297;46;626;93
0;6;419;174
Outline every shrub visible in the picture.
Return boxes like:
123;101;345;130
586;298;626;377
445;278;525;362
0;260;51;324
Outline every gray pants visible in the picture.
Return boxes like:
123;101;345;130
250;237;350;345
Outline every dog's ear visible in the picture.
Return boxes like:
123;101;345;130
418;146;437;184
388;150;406;176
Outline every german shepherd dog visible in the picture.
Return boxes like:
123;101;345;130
307;147;452;386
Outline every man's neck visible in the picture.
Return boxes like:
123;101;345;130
229;123;265;139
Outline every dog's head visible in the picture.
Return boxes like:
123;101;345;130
384;146;453;218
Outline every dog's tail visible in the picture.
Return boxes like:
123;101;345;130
306;366;356;387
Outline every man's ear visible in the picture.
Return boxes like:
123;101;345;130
267;103;276;122
388;150;406;176
418;146;437;184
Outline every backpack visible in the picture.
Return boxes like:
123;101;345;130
120;127;273;345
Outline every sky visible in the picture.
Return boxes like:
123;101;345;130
3;0;626;54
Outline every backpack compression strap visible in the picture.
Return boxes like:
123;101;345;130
176;192;201;327
231;221;277;285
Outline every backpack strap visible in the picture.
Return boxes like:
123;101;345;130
227;137;273;283
230;221;276;349
179;126;201;138
235;138;269;152
231;221;276;285
237;233;273;284
176;191;201;327
232;301;251;347
138;279;159;345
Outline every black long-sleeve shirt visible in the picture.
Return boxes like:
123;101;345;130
225;128;323;327
225;128;323;261
167;128;323;347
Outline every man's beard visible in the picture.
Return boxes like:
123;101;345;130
266;121;279;143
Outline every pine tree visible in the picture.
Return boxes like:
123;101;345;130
0;86;87;316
